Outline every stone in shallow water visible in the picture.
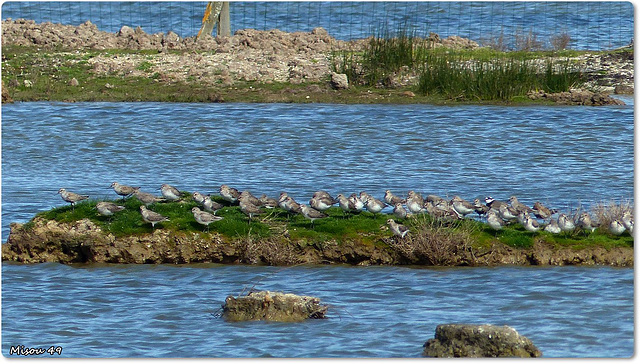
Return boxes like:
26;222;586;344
422;324;542;358
221;290;328;322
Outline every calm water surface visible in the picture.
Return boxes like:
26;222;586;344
1;101;634;357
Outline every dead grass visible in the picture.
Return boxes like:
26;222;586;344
387;215;477;265
236;233;303;266
590;199;633;228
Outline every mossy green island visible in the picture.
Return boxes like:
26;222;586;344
3;193;633;267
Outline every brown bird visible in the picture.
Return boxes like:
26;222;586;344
133;189;165;206
384;190;405;206
109;182;139;200
259;194;279;209
473;198;490;217
300;204;328;228
509;196;534;214
139;206;169;229
239;190;262;206
57;188;89;210
96;201;125;217
191;207;223;232
239;199;263;223
532;201;557;220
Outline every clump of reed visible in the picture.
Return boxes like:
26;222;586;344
417;55;583;100
332;27;584;101
589;199;633;229
387;215;476;265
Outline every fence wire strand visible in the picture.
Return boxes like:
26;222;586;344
0;1;633;50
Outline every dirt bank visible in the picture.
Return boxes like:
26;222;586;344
2;218;632;267
1;19;633;102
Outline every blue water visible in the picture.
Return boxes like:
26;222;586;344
1;100;634;357
1;1;634;50
1;263;634;357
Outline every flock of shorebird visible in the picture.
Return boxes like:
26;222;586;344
55;183;634;238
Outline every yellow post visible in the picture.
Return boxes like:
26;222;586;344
197;2;230;40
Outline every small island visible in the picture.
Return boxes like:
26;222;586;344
2;189;633;267
1;19;633;105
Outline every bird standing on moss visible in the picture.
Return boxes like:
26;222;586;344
139;206;169;229
57;188;89;210
386;219;409;238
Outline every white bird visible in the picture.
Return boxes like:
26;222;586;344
576;212;597;232
406;194;425;214
393;203;408;220
386;219;409;238
621;211;633;234
220;184;241;203
523;215;540;233
609;219;626;235
203;195;224;214
544;219;562;234
486;210;506;231
348;193;365;212
109;182;140;200
498;203;518;221
558;213;575;233
451;196;475;217
309;194;335;212
192;191;206;205
160;183;181;201
364;197;386;215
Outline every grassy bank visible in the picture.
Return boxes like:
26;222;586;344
332;30;587;101
27;194;633;253
2;43;619;105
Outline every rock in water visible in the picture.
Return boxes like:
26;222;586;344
221;291;328;322
422;324;542;358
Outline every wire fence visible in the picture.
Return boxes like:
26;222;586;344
1;1;634;50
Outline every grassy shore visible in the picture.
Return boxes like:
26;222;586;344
3;43;628;105
26;194;633;253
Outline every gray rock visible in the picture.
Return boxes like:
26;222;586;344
614;84;634;94
68;77;79;86
117;25;134;37
330;72;349;90
222;290;328;322
423;324;542;358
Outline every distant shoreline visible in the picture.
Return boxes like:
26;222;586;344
1;19;633;105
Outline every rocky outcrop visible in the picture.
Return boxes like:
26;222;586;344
222;291;328;322
528;89;625;105
423;324;542;358
2;217;633;266
2;80;12;103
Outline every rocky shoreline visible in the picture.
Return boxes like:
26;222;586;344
1;19;634;104
3;217;633;267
